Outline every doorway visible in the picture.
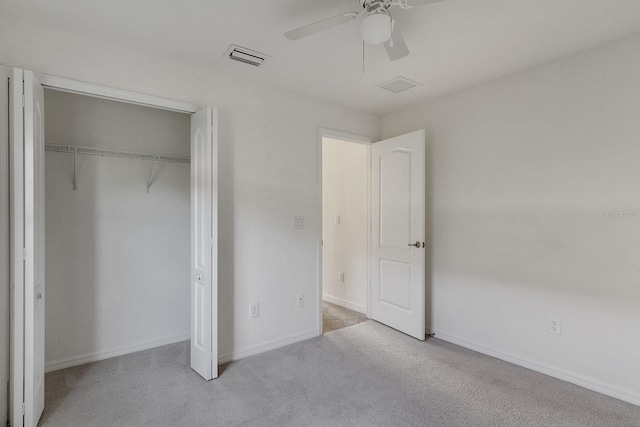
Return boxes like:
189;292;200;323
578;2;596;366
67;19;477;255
319;130;372;334
319;128;428;341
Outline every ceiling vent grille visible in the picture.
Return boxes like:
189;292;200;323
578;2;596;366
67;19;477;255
224;45;271;67
377;76;421;93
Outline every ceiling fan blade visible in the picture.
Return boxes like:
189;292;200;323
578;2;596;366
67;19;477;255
384;26;410;61
284;12;360;40
404;0;446;6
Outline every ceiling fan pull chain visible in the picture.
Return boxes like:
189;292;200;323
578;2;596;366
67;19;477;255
362;40;366;82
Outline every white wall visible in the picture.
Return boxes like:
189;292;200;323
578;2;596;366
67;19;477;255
322;138;369;313
0;12;380;362
44;90;191;370
381;34;640;405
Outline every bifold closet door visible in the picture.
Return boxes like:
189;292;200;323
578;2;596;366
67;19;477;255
190;107;218;380
10;69;45;427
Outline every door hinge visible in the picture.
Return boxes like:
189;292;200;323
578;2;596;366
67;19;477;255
210;239;214;248
22;402;25;416
22;248;27;260
22;95;25;108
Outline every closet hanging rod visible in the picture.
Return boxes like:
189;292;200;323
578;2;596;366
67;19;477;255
45;144;190;163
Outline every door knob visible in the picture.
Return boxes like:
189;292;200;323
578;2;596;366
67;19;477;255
408;241;421;248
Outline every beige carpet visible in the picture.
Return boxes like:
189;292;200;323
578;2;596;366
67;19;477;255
42;321;640;426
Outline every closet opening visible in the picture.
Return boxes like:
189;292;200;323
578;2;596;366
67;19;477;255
8;69;216;427
43;89;192;373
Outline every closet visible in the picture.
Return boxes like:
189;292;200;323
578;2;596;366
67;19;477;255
6;67;217;427
44;90;191;371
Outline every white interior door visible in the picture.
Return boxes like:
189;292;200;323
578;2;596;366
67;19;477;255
371;130;426;340
190;107;218;380
11;69;45;427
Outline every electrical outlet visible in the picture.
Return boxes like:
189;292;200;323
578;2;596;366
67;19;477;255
250;302;259;318
293;216;304;229
339;271;345;282
549;317;561;335
335;215;341;225
297;295;304;308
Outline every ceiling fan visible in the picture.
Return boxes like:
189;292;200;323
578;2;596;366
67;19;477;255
284;0;445;61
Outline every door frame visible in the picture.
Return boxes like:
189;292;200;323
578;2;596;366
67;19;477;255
35;74;198;114
0;65;11;427
10;72;218;426
10;67;25;427
317;128;374;335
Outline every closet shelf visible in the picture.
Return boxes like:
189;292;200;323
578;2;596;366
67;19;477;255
45;144;190;163
45;144;189;191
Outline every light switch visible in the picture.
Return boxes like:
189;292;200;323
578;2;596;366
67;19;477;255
294;216;305;229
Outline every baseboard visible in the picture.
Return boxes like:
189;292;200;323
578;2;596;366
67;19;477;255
433;330;640;407
219;329;318;364
322;294;366;314
45;332;190;373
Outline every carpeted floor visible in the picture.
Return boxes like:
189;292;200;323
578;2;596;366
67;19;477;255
42;321;640;426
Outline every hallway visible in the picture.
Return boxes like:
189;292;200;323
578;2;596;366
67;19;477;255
322;301;367;334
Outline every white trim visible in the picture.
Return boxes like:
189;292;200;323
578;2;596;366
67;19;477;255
10;67;25;427
0;65;11;427
35;74;199;114
433;330;640;407
317;128;374;336
210;108;219;378
318;127;376;145
322;294;366;314
218;329;318;364
44;333;191;373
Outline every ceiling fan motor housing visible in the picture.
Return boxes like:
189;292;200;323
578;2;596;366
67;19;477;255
360;0;394;45
360;0;393;13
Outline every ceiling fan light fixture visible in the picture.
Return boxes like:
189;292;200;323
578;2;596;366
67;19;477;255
360;13;392;45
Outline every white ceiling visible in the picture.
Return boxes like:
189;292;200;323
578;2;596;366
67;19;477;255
2;0;640;115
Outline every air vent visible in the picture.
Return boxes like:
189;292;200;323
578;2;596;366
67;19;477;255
224;45;271;67
377;76;421;93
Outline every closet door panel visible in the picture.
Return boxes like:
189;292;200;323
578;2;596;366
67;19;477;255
190;107;217;380
23;70;46;427
10;68;45;427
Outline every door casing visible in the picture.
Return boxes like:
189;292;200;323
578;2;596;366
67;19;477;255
0;64;12;427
